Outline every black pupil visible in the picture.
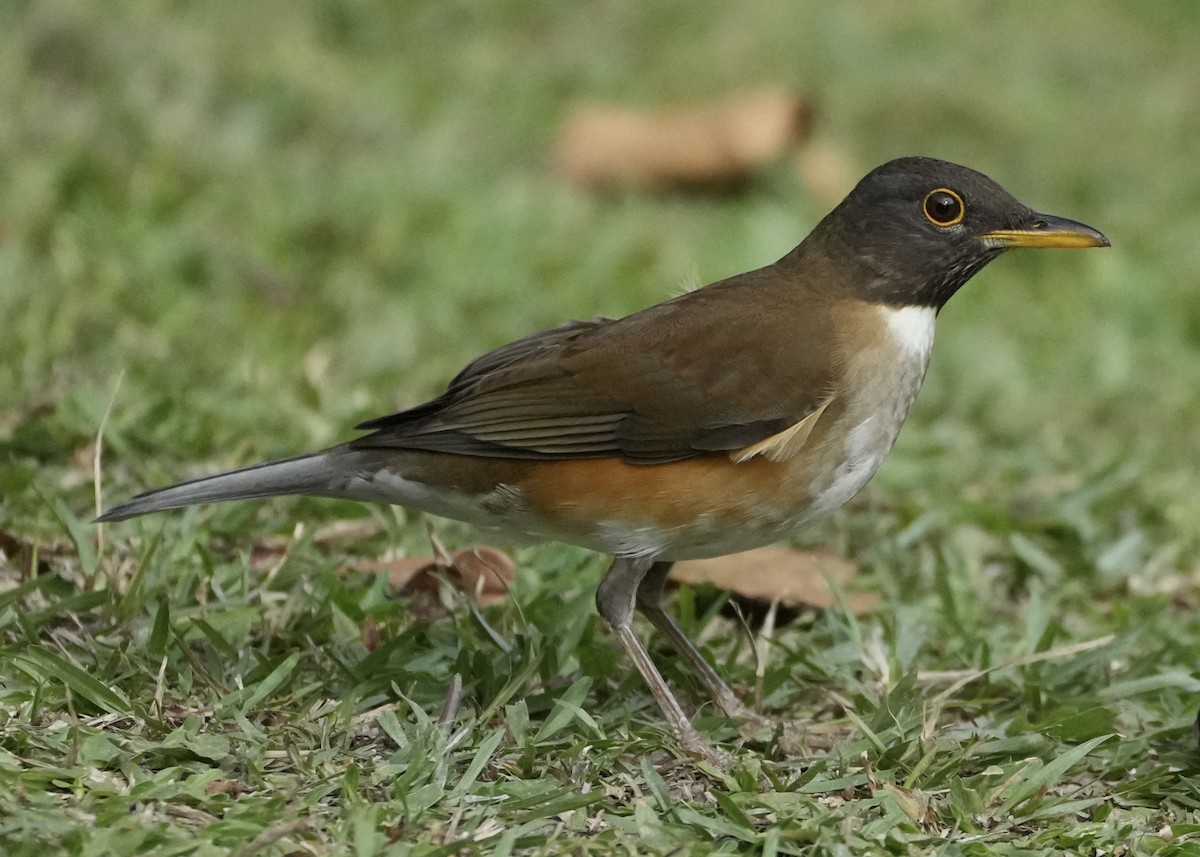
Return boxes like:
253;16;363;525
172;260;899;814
928;192;961;224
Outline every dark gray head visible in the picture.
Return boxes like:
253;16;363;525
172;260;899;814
798;156;1109;309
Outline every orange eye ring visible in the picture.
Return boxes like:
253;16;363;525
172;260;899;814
923;188;965;227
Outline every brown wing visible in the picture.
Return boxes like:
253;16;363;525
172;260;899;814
353;266;841;464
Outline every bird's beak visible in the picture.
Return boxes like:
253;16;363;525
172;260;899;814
979;213;1110;249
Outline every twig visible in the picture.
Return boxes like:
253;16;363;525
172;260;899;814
92;369;126;583
754;599;779;712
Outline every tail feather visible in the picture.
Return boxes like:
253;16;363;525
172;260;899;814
96;452;344;522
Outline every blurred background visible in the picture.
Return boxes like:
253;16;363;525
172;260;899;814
4;2;1200;849
1;0;1198;593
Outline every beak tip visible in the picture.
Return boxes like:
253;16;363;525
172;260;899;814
1033;212;1112;250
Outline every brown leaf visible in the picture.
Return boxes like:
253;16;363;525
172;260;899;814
0;527;66;582
310;519;384;546
670;547;878;615
881;783;936;826
360;614;380;652
248;540;290;571
384;821;406;842
204;779;245;797
373;556;437;589
557;89;813;190
0;528;32;562
249;518;384;570
449;546;517;607
352;545;518;618
794;137;861;205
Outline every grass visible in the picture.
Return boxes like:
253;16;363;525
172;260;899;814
3;0;1200;854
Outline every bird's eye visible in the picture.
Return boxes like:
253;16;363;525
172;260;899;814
922;188;965;227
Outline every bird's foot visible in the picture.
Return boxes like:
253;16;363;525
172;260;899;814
679;733;736;770
728;709;778;744
716;707;850;756
774;718;852;755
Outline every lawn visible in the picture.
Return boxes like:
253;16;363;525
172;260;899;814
3;1;1200;854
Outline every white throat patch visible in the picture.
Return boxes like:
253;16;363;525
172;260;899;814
881;305;936;360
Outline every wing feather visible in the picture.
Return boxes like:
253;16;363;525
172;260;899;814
352;267;841;464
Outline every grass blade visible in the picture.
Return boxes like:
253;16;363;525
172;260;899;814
13;647;131;714
994;734;1113;815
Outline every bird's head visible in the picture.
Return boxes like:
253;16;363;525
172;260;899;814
806;156;1109;309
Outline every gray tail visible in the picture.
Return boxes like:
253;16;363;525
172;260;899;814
96;451;345;522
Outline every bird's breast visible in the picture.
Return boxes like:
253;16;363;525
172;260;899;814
803;304;936;518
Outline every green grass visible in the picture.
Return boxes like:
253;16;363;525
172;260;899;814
3;1;1200;854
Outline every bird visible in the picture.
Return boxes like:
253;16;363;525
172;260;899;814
98;157;1109;762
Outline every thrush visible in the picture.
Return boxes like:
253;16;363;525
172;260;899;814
98;157;1109;761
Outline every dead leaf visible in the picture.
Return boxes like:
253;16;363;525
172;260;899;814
794;137;861;205
0;528;32;563
249;518;383;570
0;527;68;584
670;547;878;615
880;783;936;827
384;820;406;842
371;556;435;589
557;89;813;190
451;546;517;605
310;518;383;546
351;545;517;619
360;614;380;652
204;779;245;797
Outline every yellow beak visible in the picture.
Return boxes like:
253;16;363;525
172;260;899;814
979;213;1110;249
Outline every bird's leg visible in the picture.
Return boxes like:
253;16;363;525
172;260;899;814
596;556;724;764
635;561;773;733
